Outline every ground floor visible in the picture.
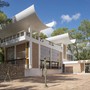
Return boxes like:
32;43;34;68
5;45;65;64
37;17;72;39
1;41;63;78
1;74;90;90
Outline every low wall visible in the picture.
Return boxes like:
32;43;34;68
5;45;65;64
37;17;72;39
0;63;25;80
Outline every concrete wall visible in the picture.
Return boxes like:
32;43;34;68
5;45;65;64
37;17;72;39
65;63;82;74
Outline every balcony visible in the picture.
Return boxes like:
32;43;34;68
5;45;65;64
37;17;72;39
0;31;62;51
0;31;30;47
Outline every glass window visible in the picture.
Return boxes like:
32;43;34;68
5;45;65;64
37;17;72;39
6;46;14;60
21;32;24;36
16;44;25;59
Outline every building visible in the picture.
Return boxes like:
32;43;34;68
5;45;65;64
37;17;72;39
0;5;74;79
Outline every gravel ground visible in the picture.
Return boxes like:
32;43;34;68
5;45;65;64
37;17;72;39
0;73;90;90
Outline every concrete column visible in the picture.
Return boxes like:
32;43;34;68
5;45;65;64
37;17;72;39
38;33;41;68
28;27;32;69
14;45;16;59
84;62;85;73
25;42;29;68
61;44;64;73
50;48;52;68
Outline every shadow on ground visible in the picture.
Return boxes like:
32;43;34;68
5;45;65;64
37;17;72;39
19;74;79;83
0;74;80;90
0;85;37;90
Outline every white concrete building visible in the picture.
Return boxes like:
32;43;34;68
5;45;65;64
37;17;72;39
0;5;74;77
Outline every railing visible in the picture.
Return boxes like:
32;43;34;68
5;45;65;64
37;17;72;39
4;58;26;65
0;31;30;44
0;31;61;51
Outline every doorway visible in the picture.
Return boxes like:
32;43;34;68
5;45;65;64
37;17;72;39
85;63;90;73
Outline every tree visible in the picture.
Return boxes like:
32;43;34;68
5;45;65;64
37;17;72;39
78;19;90;41
39;33;47;39
51;28;68;36
69;19;90;60
32;32;47;39
69;29;85;60
0;11;12;29
0;11;7;23
0;0;10;63
0;0;9;8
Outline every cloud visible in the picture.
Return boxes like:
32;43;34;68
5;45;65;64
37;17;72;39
61;15;72;23
61;13;81;23
72;13;81;20
46;21;57;28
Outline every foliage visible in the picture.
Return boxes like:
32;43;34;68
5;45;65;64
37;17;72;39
0;0;9;8
32;32;47;39
0;0;10;63
0;11;7;24
78;20;90;40
71;19;90;60
0;11;12;24
51;28;68;36
39;33;47;39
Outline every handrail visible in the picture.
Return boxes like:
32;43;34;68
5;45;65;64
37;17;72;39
4;58;26;64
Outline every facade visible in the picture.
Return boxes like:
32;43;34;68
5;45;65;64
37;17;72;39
0;5;73;78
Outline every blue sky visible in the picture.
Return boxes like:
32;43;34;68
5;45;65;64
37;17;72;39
1;0;90;35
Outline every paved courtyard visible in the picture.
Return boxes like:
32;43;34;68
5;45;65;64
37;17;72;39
0;73;90;90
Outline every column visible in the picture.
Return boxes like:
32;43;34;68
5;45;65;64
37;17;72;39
38;33;41;68
28;27;32;69
14;45;16;59
50;48;52;69
61;44;64;72
25;42;29;68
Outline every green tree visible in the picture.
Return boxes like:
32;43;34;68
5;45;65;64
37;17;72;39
32;32;47;39
70;29;84;60
0;1;10;63
0;0;9;9
51;28;68;36
39;33;47;39
78;19;90;40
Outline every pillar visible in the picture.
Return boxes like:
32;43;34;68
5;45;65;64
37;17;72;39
28;27;32;69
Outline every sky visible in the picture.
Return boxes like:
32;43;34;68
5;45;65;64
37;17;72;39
1;0;90;36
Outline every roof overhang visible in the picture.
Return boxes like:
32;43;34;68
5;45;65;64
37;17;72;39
0;5;49;39
46;33;76;45
63;61;78;64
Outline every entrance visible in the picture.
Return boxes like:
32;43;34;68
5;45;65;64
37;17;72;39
85;63;90;73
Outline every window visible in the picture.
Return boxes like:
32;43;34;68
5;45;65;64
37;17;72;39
6;46;14;60
21;32;24;36
16;33;19;38
40;60;59;69
26;32;30;37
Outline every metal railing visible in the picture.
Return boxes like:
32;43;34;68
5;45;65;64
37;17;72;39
4;58;26;65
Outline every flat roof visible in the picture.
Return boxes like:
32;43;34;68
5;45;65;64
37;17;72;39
63;61;78;64
0;5;49;39
46;33;76;45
